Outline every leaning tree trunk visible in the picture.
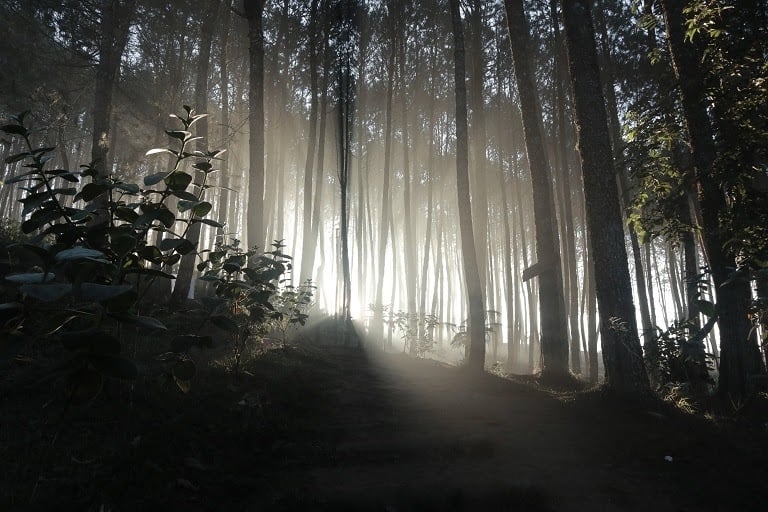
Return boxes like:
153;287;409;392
561;0;649;395
504;0;570;380
450;0;486;372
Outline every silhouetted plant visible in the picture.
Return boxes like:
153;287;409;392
0;107;225;399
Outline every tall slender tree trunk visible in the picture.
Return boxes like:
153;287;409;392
172;0;220;303
245;0;266;252
300;0;321;282
592;0;657;376
505;0;570;379
372;46;396;343
450;0;486;371
216;0;232;236
561;0;649;395
91;0;136;177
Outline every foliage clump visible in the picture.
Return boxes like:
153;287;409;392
0;108;310;399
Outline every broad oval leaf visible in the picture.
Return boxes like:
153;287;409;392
55;247;108;262
210;315;239;333
69;367;104;403
5;272;55;284
88;354;138;380
20;283;72;301
165;171;193;191
144;172;167;186
79;283;133;302
172;359;196;381
697;299;716;318
109;312;167;331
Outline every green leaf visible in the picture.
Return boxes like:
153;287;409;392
45;169;80;182
125;268;176;279
210;315;239;333
140;245;163;264
193;162;213;172
171;335;212;353
69;368;104;403
159;237;195;255
79;283;133;302
195;219;224;228
4;153;32;165
172;359;196;381
55;247;108;262
172;190;199;201
114;206;139;223
20;283;72;301
165;171;192;191
166;130;191;141
1;124;28;136
697;299;716;317
88;354;137;380
61;331;121;354
102;288;137;312
75;183;110;202
144;172;168;186
156;207;176;228
177;199;201;213
115;182;140;194
145;148;174;156
5;272;55;284
191;201;212;217
109;312;167;331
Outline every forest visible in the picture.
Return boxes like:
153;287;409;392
1;0;767;510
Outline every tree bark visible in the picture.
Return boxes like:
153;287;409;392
660;0;763;398
244;0;266;252
505;0;570;379
561;0;649;395
450;0;486;371
172;0;220;303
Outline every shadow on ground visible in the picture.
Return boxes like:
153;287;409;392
2;322;767;511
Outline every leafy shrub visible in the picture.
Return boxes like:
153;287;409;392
0;107;225;398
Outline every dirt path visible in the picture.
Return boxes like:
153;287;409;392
4;342;766;511
291;346;765;511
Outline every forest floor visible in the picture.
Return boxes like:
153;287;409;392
2;320;768;511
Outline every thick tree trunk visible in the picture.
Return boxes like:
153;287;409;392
561;0;649;395
450;0;486;371
660;0;763;398
216;0;232;236
372;46;395;343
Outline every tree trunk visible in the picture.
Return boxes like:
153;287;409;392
244;0;265;253
172;0;220;303
91;0;136;177
660;0;763;398
216;0;232;236
299;0;321;282
450;0;485;371
372;44;395;343
504;0;570;379
561;0;649;395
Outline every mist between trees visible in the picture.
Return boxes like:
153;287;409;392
1;0;767;398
